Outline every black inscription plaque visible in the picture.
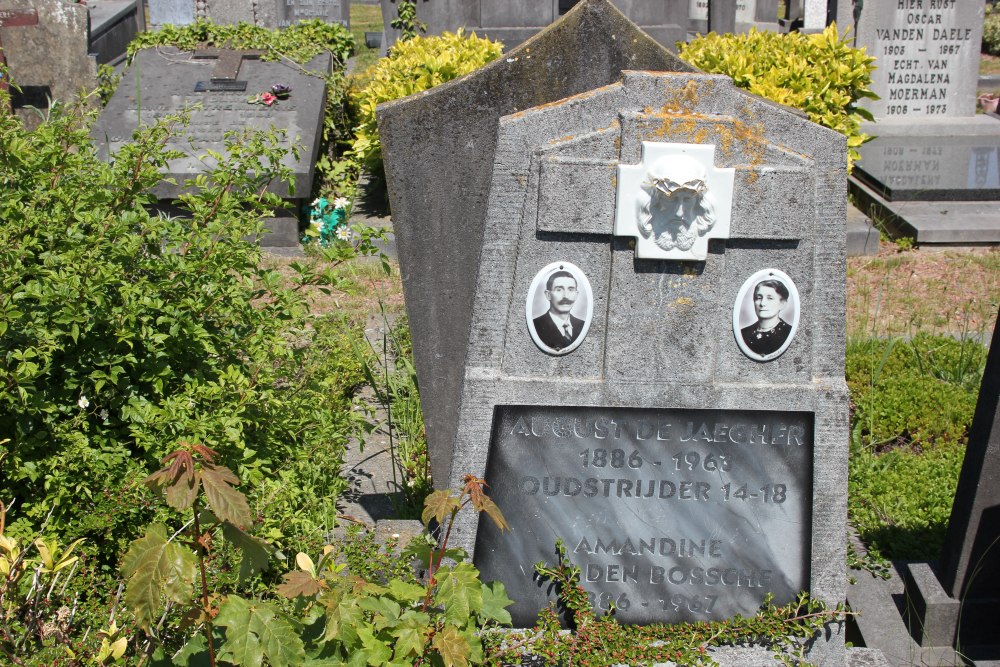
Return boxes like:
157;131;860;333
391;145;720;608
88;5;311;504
474;406;813;627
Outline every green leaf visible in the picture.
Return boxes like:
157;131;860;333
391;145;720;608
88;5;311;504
389;611;429;659
277;569;324;599
216;595;306;667
479;581;513;625
421;490;460;526
434;563;482;625
357;627;393;665
431;625;470;667
387;579;425;604
120;524;197;629
201;464;252;528
221;522;272;582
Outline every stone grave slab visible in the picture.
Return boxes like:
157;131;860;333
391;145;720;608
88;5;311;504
384;59;848;661
854;135;1000;202
0;0;97;122
851;1;1000;245
377;0;695;487
380;0;685;52
92;47;330;249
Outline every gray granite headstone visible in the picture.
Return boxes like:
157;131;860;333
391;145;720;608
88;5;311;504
377;0;695;487
148;0;195;27
0;0;97;122
380;0;685;52
91;48;330;249
276;0;349;27
148;0;347;28
850;1;1000;245
856;0;985;120
436;66;849;644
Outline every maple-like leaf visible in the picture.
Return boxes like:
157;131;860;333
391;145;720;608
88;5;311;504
476;496;510;533
120;524;197;629
390;610;430;659
357;626;393;665
387;579;426;604
432;624;470;667
216;595;306;667
221;522;272;581
479;581;514;625
201;463;252;529
461;474;488;508
421;490;460;527
276;570;324;599
434;563;483;625
164;470;199;511
145;450;198;510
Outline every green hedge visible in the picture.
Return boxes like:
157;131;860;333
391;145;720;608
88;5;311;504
984;4;1000;57
679;25;876;169
349;30;503;177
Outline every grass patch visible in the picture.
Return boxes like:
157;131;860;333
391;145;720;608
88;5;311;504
847;248;999;340
350;3;385;74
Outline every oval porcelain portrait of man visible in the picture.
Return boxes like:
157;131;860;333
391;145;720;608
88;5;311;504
732;268;800;362
525;261;594;356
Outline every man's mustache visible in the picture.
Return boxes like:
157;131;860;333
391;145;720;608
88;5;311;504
558;299;574;305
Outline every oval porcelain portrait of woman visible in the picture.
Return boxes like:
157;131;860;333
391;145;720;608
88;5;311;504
732;269;800;361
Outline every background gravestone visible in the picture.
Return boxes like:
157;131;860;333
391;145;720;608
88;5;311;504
406;64;847;653
147;0;348;28
380;0;686;53
856;0;983;120
86;0;145;66
850;1;1000;246
0;0;96;125
91;48;331;251
377;0;695;487
688;0;755;34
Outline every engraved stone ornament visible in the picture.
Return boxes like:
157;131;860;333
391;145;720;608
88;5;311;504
615;142;735;261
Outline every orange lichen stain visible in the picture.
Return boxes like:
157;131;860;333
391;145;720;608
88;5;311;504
611;175;617;189
515;174;527;187
670;297;695;312
549;134;577;144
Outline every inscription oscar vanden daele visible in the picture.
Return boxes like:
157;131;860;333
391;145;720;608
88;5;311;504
475;407;814;626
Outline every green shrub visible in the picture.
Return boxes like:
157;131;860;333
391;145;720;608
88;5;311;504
846;332;987;560
984;4;1000;56
127;18;354;66
679;25;876;169
0;91;355;564
846;334;986;450
350;30;503;177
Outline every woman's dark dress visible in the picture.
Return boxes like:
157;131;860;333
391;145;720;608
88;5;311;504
741;319;792;356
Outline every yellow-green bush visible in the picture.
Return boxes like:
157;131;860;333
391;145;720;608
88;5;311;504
350;30;503;176
984;4;1000;56
679;25;876;169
